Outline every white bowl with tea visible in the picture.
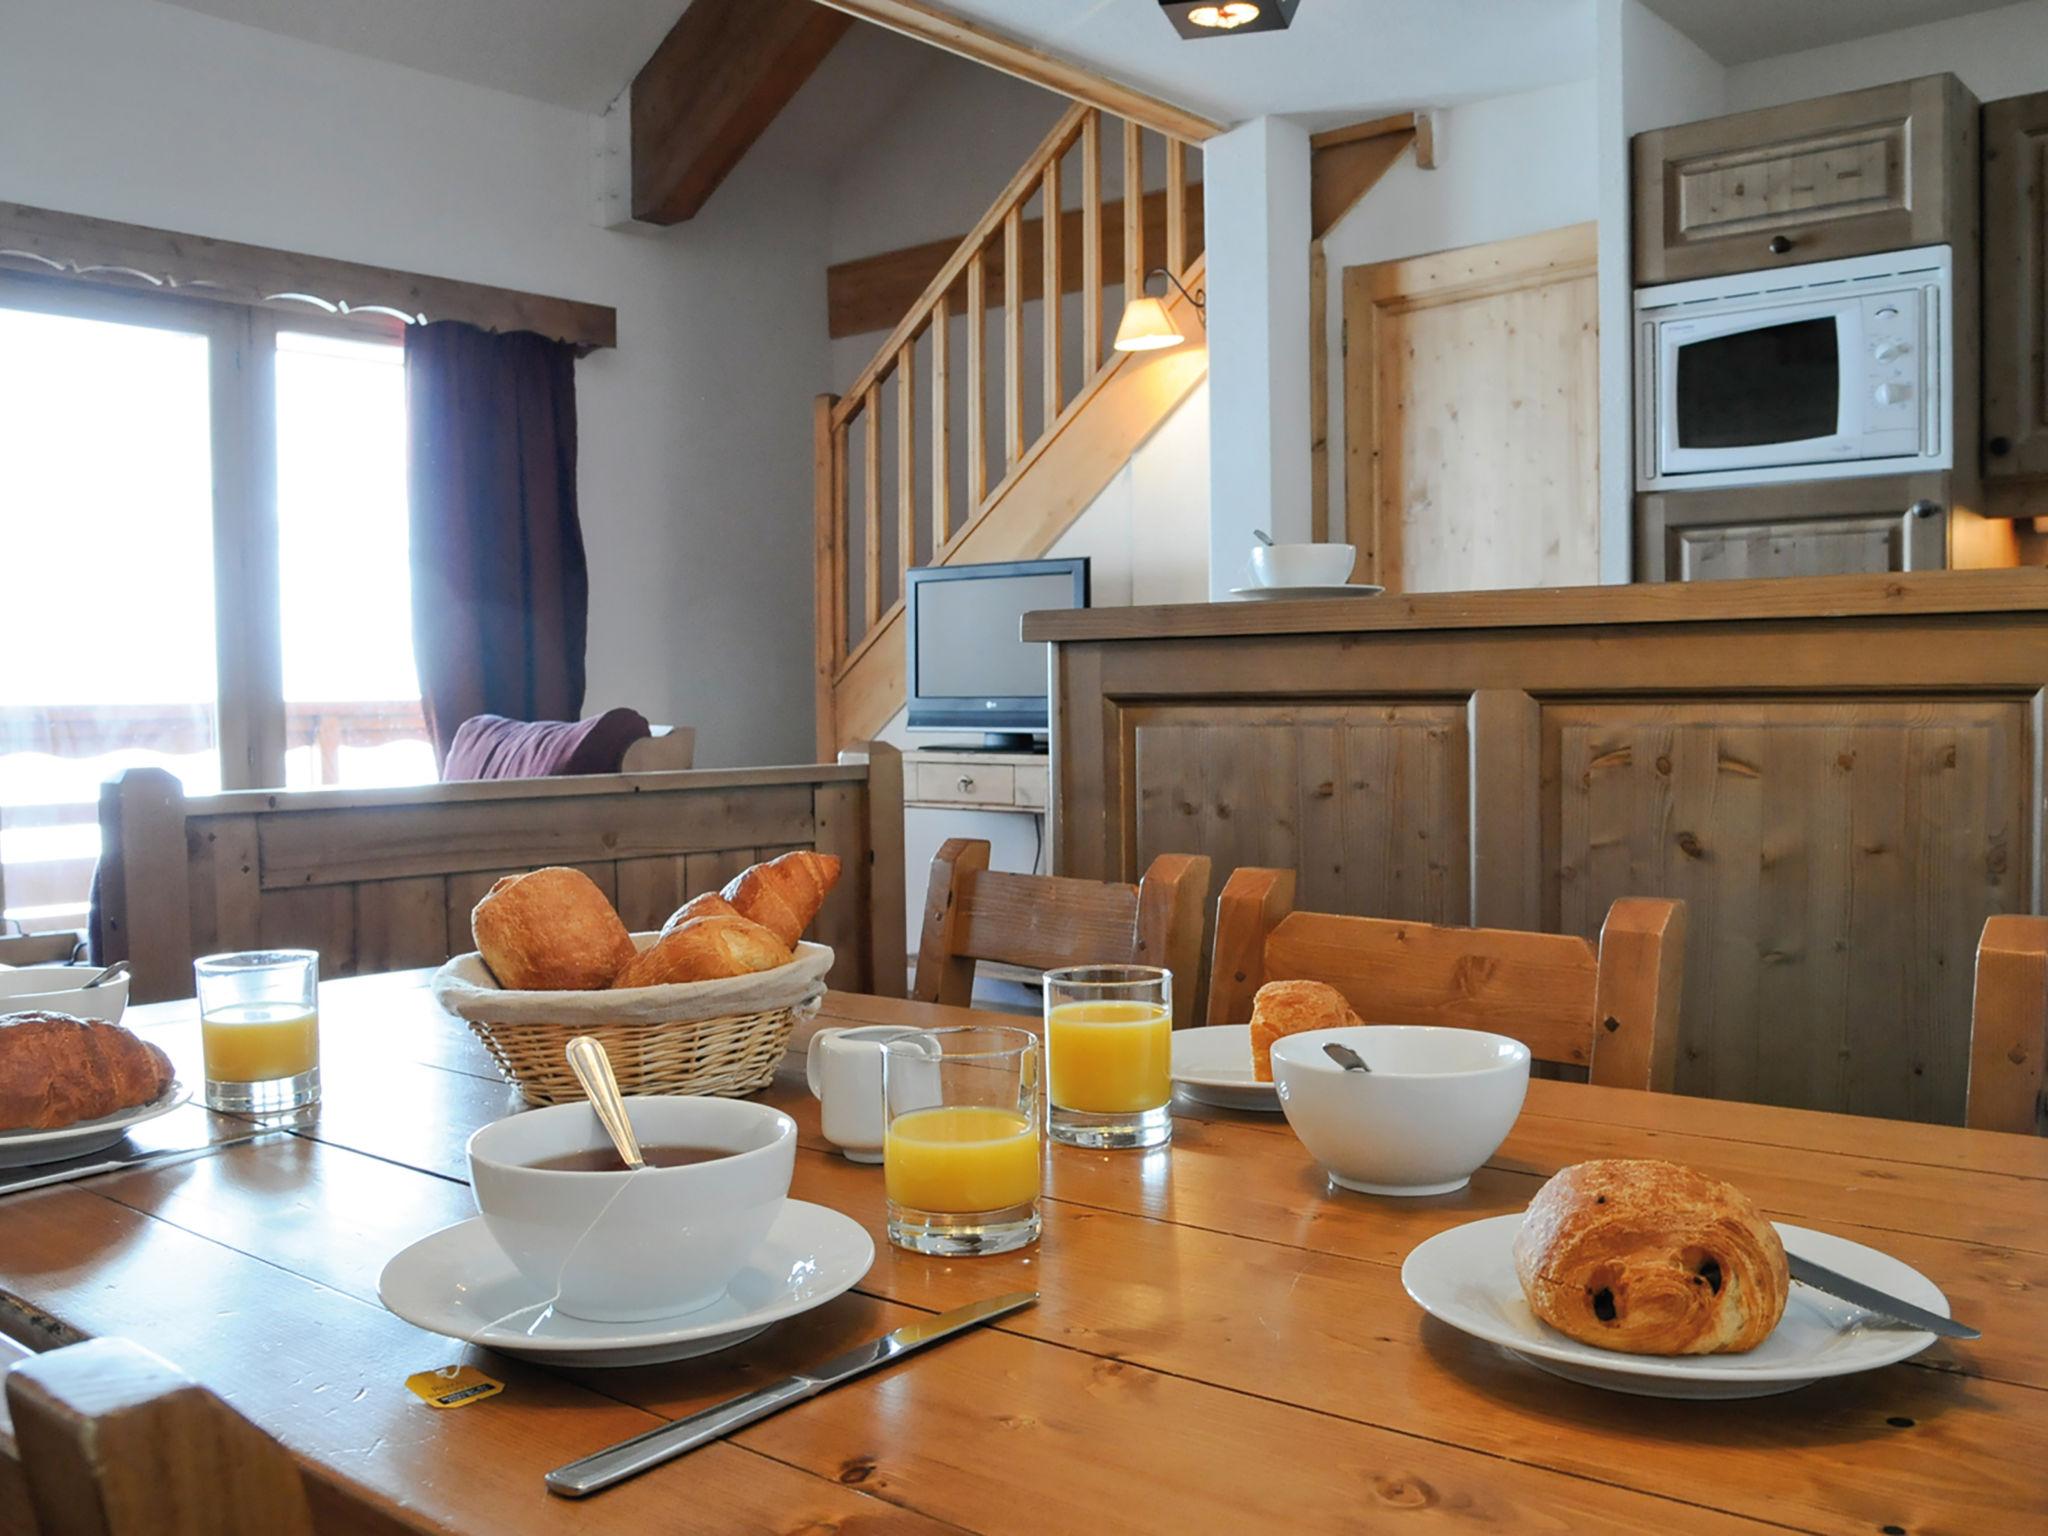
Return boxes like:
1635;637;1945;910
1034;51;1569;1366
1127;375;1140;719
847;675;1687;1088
467;1095;796;1322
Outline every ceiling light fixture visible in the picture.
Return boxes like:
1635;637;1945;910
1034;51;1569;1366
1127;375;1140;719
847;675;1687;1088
1160;0;1300;40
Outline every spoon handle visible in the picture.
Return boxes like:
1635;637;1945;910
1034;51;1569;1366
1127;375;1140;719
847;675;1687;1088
566;1035;644;1169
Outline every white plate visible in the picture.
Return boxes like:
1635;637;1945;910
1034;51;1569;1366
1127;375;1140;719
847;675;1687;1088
0;1080;189;1168
378;1200;874;1367
1230;584;1385;601
1170;1025;1281;1112
1402;1214;1947;1399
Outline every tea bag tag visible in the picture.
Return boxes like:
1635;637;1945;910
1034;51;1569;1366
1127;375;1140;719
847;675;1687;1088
406;1364;504;1409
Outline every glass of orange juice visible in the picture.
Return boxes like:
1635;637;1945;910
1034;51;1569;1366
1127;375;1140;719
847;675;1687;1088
1044;965;1172;1150
882;1025;1041;1256
194;950;320;1114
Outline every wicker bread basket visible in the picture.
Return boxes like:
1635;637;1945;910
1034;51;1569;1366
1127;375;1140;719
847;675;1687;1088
430;937;834;1105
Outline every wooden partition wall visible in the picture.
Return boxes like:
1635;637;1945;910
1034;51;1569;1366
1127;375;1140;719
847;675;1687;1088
1028;572;2048;1126
96;751;906;1004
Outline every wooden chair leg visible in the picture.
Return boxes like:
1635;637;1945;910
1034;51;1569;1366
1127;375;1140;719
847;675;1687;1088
1134;854;1212;1028
6;1337;317;1536
911;838;989;1008
1589;897;1687;1093
1204;868;1296;1027
1969;914;2048;1134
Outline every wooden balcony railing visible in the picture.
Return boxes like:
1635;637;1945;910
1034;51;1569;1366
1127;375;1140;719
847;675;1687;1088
813;102;1206;747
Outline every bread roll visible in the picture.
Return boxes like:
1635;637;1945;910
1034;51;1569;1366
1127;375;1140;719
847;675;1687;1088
613;914;794;989
471;866;636;991
1249;979;1362;1082
0;1010;176;1132
1513;1159;1788;1355
721;851;841;948
660;891;742;937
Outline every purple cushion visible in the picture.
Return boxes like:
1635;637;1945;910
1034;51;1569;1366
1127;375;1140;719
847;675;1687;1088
441;709;652;781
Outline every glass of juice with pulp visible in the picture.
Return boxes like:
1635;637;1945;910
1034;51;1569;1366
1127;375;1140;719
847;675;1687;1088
1044;965;1172;1149
194;950;320;1114
882;1025;1041;1256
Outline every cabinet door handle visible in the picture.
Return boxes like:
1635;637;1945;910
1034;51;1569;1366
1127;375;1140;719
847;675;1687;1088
1906;500;1942;519
1767;235;1794;255
957;775;975;792
1988;436;2013;458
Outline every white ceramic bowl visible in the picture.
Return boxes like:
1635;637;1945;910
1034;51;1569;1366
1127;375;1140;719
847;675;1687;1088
1250;542;1356;588
468;1095;796;1323
1272;1025;1530;1196
0;966;129;1025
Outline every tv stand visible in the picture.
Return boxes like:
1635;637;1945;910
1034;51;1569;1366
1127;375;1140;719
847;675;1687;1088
903;747;1050;840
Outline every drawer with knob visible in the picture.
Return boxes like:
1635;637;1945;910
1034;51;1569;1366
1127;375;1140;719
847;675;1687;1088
912;761;1017;808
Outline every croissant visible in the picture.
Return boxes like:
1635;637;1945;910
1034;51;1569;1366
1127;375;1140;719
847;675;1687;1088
1513;1160;1788;1355
1250;979;1362;1082
0;1010;176;1132
721;851;841;948
472;866;636;991
660;891;742;937
614;914;794;988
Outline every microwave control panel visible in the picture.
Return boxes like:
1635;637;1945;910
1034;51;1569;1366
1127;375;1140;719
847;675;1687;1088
1862;291;1926;435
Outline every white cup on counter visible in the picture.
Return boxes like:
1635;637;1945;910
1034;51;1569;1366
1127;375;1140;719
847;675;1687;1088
806;1025;933;1162
1250;542;1356;588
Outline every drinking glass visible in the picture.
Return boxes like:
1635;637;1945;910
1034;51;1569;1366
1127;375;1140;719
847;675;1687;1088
194;950;321;1114
882;1025;1041;1256
1044;965;1173;1149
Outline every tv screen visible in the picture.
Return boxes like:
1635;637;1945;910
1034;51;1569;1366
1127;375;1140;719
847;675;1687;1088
905;558;1089;748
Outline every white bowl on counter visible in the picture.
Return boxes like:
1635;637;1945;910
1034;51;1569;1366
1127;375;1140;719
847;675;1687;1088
0;966;129;1025
1272;1025;1530;1196
1251;542;1356;588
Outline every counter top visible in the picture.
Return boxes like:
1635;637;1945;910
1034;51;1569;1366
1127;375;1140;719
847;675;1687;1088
1021;568;2048;643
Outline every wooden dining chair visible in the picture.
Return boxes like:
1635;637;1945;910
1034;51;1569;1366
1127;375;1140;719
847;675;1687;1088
912;839;1212;1026
1205;869;1688;1091
1967;914;2048;1135
2;1336;317;1535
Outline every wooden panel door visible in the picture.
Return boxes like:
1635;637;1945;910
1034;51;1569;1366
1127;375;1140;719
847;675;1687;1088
1343;223;1598;594
1636;473;1950;582
1550;700;2028;1123
1126;703;1470;927
1984;89;2048;484
1632;74;1974;284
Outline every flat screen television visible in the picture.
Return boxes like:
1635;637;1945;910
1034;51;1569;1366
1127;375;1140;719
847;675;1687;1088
904;558;1090;751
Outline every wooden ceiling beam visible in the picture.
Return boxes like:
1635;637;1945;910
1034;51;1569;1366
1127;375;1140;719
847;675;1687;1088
631;0;853;226
808;0;1227;143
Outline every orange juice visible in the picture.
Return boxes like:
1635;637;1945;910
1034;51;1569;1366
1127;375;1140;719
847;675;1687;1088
201;1002;319;1082
1046;1000;1171;1114
885;1106;1041;1213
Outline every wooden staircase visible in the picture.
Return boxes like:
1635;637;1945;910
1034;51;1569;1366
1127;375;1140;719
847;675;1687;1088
813;101;1209;755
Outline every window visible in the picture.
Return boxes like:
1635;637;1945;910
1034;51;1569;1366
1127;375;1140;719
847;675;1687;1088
0;276;432;934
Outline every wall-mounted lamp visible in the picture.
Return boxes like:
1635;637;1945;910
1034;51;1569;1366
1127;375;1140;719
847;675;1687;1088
1114;268;1207;352
1159;0;1301;40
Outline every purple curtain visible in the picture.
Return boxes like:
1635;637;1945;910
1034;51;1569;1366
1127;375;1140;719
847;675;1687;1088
405;321;587;763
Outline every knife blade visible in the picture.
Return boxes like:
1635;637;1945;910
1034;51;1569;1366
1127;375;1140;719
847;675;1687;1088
0;1129;278;1199
1788;1252;1978;1340
545;1290;1039;1498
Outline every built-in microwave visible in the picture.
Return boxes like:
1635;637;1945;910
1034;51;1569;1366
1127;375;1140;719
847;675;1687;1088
1635;245;1952;491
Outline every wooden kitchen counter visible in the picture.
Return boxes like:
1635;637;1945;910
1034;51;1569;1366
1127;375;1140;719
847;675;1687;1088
1025;569;2048;1125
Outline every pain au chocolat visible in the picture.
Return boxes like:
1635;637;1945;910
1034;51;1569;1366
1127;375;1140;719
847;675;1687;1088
471;866;637;991
1512;1159;1789;1355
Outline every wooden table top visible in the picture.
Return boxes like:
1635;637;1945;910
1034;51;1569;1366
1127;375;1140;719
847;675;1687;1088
2;972;2044;1535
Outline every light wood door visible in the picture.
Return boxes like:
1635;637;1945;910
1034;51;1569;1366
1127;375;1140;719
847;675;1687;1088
1636;473;1950;582
1632;74;1974;284
1343;223;1598;595
1984;89;2048;486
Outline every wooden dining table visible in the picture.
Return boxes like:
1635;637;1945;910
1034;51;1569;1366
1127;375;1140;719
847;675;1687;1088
1;970;2044;1535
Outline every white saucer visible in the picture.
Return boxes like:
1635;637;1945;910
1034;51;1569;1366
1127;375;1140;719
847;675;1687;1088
1402;1215;1947;1399
1230;584;1385;601
377;1200;874;1367
1170;1025;1281;1112
0;1080;189;1168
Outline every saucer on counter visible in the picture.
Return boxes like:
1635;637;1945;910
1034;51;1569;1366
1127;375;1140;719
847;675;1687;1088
1170;1025;1281;1112
1229;584;1385;601
378;1200;873;1367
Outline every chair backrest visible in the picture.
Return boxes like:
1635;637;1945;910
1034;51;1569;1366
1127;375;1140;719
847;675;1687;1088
619;725;696;773
1206;868;1687;1091
93;746;906;1004
912;839;1212;1027
1968;914;2048;1135
3;1337;317;1536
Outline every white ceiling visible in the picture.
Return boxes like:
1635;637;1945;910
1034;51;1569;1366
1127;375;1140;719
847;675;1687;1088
1637;0;2024;64
149;0;687;110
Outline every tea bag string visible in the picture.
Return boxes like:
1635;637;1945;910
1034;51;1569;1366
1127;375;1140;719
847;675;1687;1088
463;1164;652;1344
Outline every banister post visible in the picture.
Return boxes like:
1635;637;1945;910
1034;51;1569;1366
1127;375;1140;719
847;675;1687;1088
812;393;842;758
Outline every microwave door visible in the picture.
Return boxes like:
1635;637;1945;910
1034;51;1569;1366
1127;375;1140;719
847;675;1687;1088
1657;301;1862;477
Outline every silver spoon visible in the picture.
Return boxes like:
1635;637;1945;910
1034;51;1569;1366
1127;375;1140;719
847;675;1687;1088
1252;528;1275;546
565;1035;644;1170
1323;1042;1371;1073
81;961;130;989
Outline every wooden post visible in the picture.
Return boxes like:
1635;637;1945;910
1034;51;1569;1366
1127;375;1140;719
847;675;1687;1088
930;291;951;551
812;393;842;757
1309;238;1329;544
966;247;987;507
861;742;907;999
1123;119;1145;301
1003;205;1024;469
1081;110;1103;368
896;341;916;574
1042;156;1063;423
96;769;193;1003
862;387;882;632
1165;138;1187;276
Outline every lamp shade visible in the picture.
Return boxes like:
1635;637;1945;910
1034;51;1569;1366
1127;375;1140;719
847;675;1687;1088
1114;295;1185;352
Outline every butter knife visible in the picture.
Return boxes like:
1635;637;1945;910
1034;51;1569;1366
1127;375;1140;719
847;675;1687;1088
1788;1253;1978;1340
546;1290;1039;1498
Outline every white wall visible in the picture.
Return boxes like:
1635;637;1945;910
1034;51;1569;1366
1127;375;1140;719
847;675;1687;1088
1725;0;2048;110
0;0;831;767
1318;78;1600;566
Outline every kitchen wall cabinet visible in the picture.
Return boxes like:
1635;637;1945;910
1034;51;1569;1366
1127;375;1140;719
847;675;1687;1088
1636;473;1949;581
1633;74;1975;286
1984;89;2048;490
